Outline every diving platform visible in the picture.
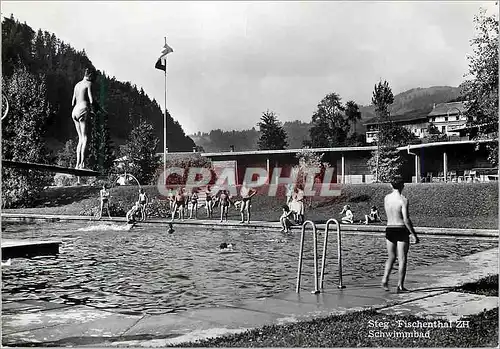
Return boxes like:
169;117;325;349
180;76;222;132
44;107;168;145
2;160;100;177
2;239;62;259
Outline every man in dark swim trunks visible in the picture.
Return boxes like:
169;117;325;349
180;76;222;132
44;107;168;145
98;184;111;220
219;190;233;222
382;179;420;293
205;185;214;218
138;189;148;221
239;184;256;224
171;188;185;221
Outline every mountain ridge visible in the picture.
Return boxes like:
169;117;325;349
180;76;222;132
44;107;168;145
191;85;462;151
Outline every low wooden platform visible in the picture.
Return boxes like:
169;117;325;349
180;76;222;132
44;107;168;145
2;160;100;177
2;239;62;259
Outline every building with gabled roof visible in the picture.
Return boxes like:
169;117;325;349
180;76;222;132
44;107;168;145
363;101;468;143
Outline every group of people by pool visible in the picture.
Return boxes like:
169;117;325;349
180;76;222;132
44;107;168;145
97;179;420;293
97;184;148;224
166;185;257;223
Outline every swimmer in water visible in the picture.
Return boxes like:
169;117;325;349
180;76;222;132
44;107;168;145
167;222;175;234
219;242;235;251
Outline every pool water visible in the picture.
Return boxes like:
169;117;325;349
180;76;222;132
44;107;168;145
2;221;497;315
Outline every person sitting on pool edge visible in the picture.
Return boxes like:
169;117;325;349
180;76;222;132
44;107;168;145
365;205;382;225
279;204;294;233
126;201;140;225
340;204;354;224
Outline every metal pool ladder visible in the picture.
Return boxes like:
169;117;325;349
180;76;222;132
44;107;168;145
296;219;345;293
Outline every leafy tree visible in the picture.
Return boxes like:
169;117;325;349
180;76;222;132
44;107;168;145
293;148;331;187
367;148;406;183
120;121;160;185
461;8;499;165
378;122;420;147
158;153;216;188
368;80;407;182
2;15;196;156
282;120;311;149
257;110;288;150
56;138;77;168
309;93;350;147
345;100;362;133
425;122;447;142
87;72;115;174
372;80;394;123
1;66;53;207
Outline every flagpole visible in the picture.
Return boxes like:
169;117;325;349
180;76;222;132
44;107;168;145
164;36;167;179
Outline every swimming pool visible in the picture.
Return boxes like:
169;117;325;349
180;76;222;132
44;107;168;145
2;221;497;315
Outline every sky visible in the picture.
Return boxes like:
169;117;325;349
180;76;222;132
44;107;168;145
2;1;497;135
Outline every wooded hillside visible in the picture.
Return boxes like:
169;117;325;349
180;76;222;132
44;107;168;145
1;15;195;154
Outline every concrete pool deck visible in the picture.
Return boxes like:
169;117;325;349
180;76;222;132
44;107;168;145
2;213;498;237
2;246;498;347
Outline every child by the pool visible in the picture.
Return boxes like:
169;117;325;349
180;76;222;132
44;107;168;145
205;185;214;218
98;184;111;220
189;188;199;219
126;202;140;224
138;188;148;221
365;205;382;224
279;204;294;233
340;204;354;224
219;190;233;222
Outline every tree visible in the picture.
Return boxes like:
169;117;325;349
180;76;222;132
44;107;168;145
56;139;77;168
1;66;53;207
257;110;288;150
368;80;407;183
367;147;406;183
309;93;350;147
87;72;115;174
461;8;499;165
2;15;197;155
293;148;331;187
425;122;448;143
345;100;362;133
120;121;160;184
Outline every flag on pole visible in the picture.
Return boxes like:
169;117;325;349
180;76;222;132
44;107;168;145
155;43;174;71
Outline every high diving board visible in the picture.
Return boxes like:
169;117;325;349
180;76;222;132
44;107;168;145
2;160;100;177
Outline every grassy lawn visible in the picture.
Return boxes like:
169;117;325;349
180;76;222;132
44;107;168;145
170;308;498;348
4;182;498;229
453;275;499;297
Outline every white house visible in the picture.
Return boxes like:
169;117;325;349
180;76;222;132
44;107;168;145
427;102;467;136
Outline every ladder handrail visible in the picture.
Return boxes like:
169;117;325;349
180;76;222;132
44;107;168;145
296;220;320;294
319;218;345;290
